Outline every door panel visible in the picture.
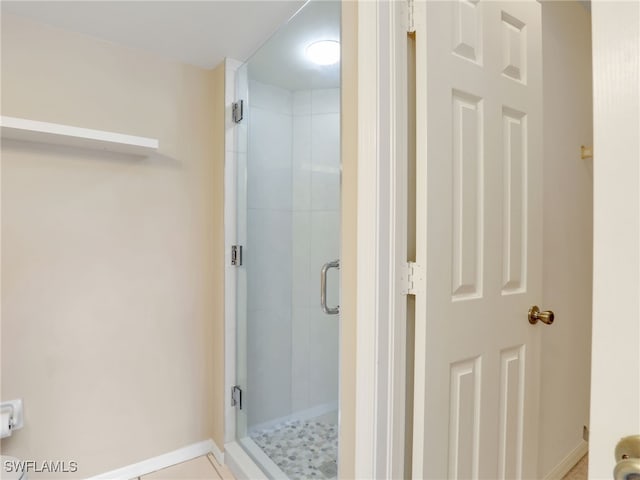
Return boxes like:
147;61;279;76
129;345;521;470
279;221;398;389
413;1;542;478
590;2;640;477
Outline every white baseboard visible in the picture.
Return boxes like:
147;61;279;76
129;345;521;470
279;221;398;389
86;439;222;480
542;440;588;480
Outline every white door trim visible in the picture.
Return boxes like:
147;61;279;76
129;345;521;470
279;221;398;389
354;1;408;478
353;2;379;473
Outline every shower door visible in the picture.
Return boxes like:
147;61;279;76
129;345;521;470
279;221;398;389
234;2;341;478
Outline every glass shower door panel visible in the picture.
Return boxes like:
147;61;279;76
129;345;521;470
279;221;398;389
235;2;341;478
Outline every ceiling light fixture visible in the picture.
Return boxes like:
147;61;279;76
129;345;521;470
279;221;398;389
305;40;340;66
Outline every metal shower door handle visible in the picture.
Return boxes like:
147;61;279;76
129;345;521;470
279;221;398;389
321;259;340;315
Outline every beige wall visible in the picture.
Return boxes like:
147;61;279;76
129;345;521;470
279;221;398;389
539;2;593;476
0;14;225;478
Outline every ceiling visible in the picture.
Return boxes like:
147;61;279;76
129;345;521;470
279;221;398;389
246;0;340;90
1;1;306;69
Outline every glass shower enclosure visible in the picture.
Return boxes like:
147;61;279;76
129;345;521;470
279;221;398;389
234;1;341;478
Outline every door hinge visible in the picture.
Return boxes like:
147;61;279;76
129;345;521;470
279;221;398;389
231;245;243;266
232;100;244;124
401;261;423;295
231;385;243;410
407;0;415;33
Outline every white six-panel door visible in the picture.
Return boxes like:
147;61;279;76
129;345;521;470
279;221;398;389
412;1;543;478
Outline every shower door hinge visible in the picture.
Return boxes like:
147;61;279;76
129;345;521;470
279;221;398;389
407;0;415;33
231;385;243;410
401;261;423;295
232;100;244;124
231;245;243;266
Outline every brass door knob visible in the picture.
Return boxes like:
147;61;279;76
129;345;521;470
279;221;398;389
615;435;640;480
528;306;554;325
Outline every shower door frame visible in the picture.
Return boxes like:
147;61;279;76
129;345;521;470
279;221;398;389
223;57;274;480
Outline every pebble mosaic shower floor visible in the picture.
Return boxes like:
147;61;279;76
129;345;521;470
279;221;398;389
250;420;338;479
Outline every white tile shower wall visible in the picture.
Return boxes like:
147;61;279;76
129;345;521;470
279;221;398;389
244;82;340;428
291;89;340;414
246;80;293;427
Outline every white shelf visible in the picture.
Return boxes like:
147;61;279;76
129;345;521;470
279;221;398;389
0;116;159;156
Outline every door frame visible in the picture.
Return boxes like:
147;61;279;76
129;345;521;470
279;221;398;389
348;1;411;478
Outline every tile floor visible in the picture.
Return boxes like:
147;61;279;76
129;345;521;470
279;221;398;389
562;454;588;480
246;410;339;479
130;454;234;480
128;443;586;480
251;419;338;479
